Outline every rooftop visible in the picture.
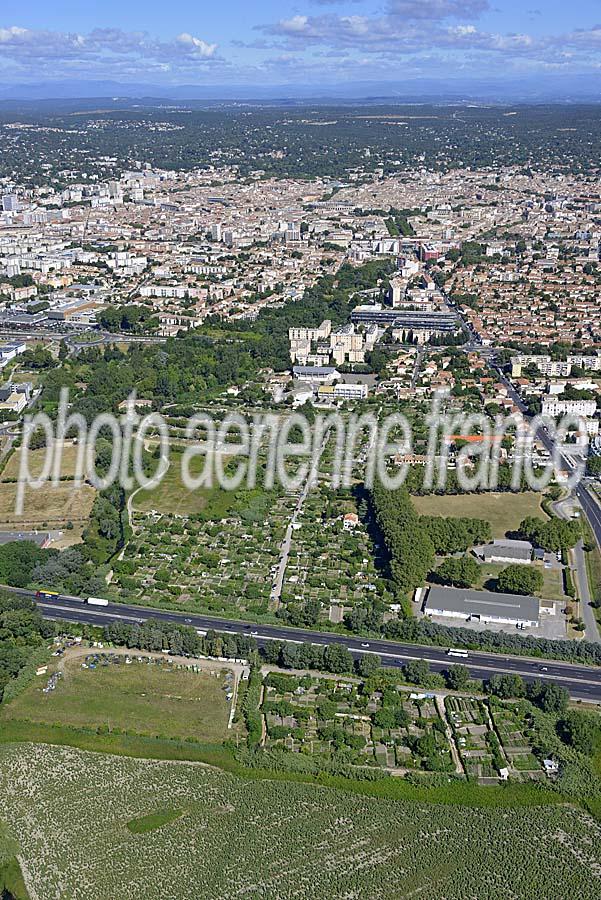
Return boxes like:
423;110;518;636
425;586;540;623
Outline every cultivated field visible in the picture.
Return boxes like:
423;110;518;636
0;743;600;899
0;653;234;744
117;494;294;617
413;491;546;538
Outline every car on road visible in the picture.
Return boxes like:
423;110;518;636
539;665;548;672
250;630;258;636
184;618;192;623
360;642;370;648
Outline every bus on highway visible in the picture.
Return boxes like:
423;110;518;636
446;648;469;659
86;597;109;607
35;590;60;601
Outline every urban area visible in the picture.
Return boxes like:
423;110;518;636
0;100;601;899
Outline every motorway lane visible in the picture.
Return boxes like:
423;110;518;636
8;585;600;702
576;484;601;547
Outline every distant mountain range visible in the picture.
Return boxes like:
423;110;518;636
0;75;600;104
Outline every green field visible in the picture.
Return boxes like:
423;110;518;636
133;451;272;519
0;655;234;744
413;491;546;538
0;743;599;900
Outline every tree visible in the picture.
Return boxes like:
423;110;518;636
518;516;580;552
403;659;430;685
323;643;353;674
370;484;434;599
435;555;480;589
395;707;411;728
487;673;525;699
497;565;543;596
558;710;601;756
21;347;56;370
527;680;569;715
587;456;601;478
0;540;50;588
316;699;337;721
373;707;396;729
355;653;381;678
445;664;471;691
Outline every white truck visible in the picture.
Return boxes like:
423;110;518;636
86;597;109;607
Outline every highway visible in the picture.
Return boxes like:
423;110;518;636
4;585;601;702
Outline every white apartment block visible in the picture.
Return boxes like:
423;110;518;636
140;284;198;300
333;382;369;400
289;320;332;344
541;398;597;418
568;354;601;372
511;355;571;377
512;354;601;378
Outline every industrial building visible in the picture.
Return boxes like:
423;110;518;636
424;586;540;628
481;539;533;565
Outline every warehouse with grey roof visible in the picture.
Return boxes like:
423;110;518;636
424;586;540;628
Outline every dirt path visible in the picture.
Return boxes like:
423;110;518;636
435;694;464;775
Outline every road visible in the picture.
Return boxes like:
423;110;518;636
492;359;601;590
270;437;327;607
5;585;601;702
0;328;167;346
553;492;601;643
572;540;601;641
409;347;424;391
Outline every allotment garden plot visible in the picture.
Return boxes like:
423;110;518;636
261;672;454;773
281;486;382;623
117;490;297;616
445;696;544;783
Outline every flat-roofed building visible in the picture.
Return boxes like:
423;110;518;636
481;539;533;565
292;365;339;384
424;586;540;628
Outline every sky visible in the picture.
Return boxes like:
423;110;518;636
0;1;600;89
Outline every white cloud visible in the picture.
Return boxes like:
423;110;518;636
0;25;221;79
176;33;217;58
278;16;310;34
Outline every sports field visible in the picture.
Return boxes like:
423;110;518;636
413;491;546;538
0;653;234;744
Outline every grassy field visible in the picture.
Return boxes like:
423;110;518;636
413;491;546;538
437;559;568;603
0;443;83;481
0;743;599;899
0;655;234;744
133;462;231;516
541;566;569;603
586;543;601;613
0;481;95;529
133;451;272;519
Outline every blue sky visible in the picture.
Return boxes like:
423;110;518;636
0;1;600;86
